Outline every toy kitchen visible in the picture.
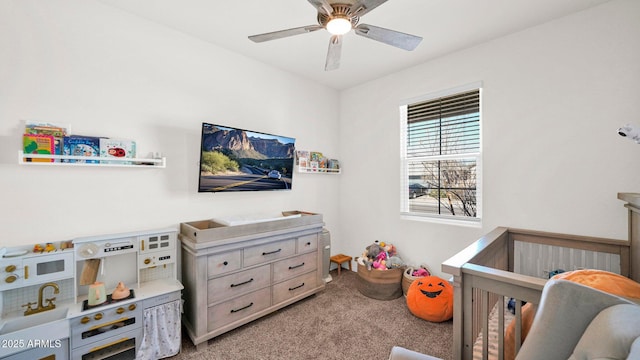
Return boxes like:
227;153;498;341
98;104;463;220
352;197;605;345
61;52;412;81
0;228;183;360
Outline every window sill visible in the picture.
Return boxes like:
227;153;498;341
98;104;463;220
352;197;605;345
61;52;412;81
400;213;482;228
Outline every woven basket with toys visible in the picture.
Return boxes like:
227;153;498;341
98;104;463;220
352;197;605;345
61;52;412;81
356;240;406;300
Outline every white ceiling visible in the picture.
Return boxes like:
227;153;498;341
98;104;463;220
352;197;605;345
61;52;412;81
97;0;610;90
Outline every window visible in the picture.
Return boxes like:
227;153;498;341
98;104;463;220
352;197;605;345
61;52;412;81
400;85;481;223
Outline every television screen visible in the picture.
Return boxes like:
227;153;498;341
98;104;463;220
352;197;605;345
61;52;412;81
198;123;295;193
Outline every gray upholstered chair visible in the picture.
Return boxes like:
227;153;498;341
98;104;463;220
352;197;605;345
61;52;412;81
389;279;640;360
388;346;441;360
516;279;640;360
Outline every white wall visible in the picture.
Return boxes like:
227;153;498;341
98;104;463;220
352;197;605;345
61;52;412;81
0;0;341;246
336;0;640;277
2;0;639;280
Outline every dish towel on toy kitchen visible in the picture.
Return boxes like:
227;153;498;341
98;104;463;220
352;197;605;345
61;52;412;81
137;299;181;360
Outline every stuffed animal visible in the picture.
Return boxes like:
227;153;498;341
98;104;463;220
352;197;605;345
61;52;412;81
365;242;383;259
406;275;453;322
372;252;387;270
359;252;374;270
386;256;405;269
362;241;404;271
412;268;430;277
383;243;397;257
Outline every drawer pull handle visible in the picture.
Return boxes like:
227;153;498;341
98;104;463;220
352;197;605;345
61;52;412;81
288;262;305;270
262;249;282;256
230;278;254;288
89;337;130;353
306;242;311;246
289;283;305;291
87;317;130;331
230;302;253;313
223;261;228;266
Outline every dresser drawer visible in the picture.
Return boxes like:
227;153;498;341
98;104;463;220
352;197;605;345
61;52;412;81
297;234;318;254
272;252;317;283
208;264;270;304
244;239;295;267
273;271;318;304
207;287;271;331
208;250;242;277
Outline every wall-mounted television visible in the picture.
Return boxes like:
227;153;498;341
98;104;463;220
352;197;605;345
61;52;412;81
198;123;295;193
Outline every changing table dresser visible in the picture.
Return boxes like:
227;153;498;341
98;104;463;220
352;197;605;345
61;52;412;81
179;212;325;349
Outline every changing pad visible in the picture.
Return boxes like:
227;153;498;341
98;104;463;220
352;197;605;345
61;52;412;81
213;212;302;226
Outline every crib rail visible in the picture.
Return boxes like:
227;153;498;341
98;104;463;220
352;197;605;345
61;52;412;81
462;264;545;360
442;226;631;360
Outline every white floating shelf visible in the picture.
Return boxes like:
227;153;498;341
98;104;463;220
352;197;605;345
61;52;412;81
296;165;340;174
18;151;166;168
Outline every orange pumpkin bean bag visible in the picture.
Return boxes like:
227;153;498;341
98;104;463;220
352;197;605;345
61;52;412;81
406;275;453;322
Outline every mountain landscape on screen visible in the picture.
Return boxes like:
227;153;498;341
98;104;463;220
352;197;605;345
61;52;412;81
199;123;295;193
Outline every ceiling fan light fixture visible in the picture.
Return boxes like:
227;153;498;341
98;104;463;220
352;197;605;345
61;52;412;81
326;17;352;35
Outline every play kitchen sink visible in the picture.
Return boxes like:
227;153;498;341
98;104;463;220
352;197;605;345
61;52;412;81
0;307;68;335
0;307;70;358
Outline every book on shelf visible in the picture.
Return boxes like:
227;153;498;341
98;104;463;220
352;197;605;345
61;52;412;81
23;134;55;162
63;136;101;163
25;122;68;157
310;151;323;162
318;157;327;172
298;157;309;169
99;138;136;164
296;150;309;165
310;160;319;172
328;159;340;171
24;122;68;138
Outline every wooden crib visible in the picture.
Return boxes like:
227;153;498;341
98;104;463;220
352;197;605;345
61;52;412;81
442;193;640;360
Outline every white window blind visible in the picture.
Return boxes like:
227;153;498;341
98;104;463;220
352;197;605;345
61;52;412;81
400;87;481;222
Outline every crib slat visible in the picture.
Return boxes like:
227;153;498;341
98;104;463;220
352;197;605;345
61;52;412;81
463;273;475;360
514;300;522;354
498;296;504;360
482;290;489;359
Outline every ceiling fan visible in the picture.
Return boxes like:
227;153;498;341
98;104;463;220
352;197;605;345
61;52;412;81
248;0;422;71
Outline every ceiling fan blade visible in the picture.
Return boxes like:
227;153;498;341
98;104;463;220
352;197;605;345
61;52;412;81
350;0;388;17
325;35;342;71
307;0;334;16
355;24;422;51
249;25;323;43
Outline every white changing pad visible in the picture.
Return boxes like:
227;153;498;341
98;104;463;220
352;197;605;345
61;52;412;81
213;212;302;226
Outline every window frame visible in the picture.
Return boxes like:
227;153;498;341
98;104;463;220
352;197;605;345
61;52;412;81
399;82;482;225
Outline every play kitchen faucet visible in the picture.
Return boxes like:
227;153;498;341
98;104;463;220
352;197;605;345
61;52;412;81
21;282;59;315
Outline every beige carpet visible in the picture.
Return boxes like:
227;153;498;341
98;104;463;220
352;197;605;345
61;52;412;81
168;269;453;360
